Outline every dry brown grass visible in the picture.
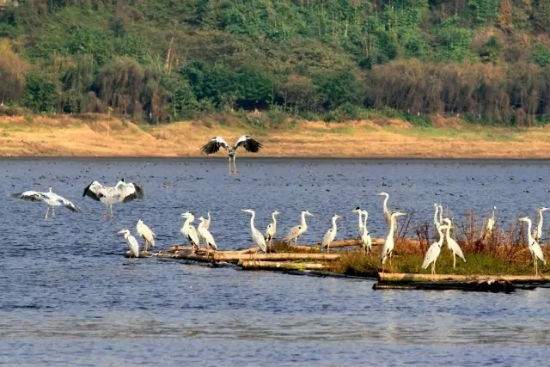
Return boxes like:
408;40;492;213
0;114;549;158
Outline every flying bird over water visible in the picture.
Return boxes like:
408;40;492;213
82;179;144;218
201;135;263;174
12;187;79;219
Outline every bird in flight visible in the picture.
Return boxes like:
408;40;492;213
201;135;263;174
12;187;80;219
82;178;143;218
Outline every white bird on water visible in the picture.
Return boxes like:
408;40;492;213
201;135;263;174
518;216;546;275
264;210;280;247
442;218;466;269
136;219;155;252
421;224;448;275
283;210;314;244
180;212;200;249
117;228;140;258
83;178;143;218
321;214;341;253
12;187;79;219
380;211;406;270
242;209;267;253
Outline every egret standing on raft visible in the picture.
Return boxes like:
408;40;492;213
361;210;373;254
118;229;140;258
198;216;218;251
377;192;395;231
201;135;263;174
320;214;341;253
518;216;547;275
136;219;156;252
83;179;144;218
242;209;267;253
181;212;200;249
421;224;448;275
264;210;280;249
380;211;406;271
12;187;79;219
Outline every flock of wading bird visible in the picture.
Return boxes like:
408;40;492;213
10;134;549;276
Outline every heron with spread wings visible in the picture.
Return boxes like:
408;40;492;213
12;187;80;219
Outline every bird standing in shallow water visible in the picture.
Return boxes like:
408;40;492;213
201;135;263;174
118;229;140;258
83;179;143;218
12;187;80;219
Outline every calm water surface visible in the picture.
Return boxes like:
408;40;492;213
1;158;549;366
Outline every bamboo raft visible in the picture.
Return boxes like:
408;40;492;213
373;272;550;292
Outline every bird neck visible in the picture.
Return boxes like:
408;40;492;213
301;213;308;227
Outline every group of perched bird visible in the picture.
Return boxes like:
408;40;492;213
10;134;548;275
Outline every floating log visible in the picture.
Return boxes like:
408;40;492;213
374;272;550;292
238;260;327;271
212;252;341;262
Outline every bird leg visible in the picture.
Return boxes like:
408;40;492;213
453;254;457;269
44;207;50;219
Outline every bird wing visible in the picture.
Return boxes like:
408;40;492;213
49;192;79;212
284;225;301;241
422;243;441;269
201;136;229;155
120;182;144;203
13;190;45;202
234;135;262;153
82;181;104;201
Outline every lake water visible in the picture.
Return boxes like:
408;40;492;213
1;158;549;366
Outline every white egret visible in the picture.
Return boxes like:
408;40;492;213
12;187;79;219
264;210;280;246
181;212;200;249
442;218;466;269
518;216;546;275
201;135;263;174
485;206;497;237
421;224;448;275
242;209;267;253
117;228;140;258
377;192;395;231
380;211;406;270
198;216;217;251
321;214;341;253
203;211;212;231
433;203;441;229
283;210;314;244
136;219;155;252
360;210;373;253
534;207;549;242
352;207;365;238
83;178;143;218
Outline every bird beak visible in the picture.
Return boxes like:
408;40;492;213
117;229;125;234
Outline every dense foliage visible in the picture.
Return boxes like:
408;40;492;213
1;0;550;125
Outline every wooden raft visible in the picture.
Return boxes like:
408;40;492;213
373;272;550;292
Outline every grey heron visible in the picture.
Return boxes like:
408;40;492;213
181;212;200;249
518;216;546;275
421;224;448;275
201;135;263;174
136;219;156;252
117;228;140;258
380;211;406;270
283;210;313;244
12;187;79;219
534;207;549;242
198;216;217;251
242;209;267;253
264;210;280;247
320;214;341;253
83;178;143;218
442;218;466;269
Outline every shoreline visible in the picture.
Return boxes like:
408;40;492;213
1;114;549;159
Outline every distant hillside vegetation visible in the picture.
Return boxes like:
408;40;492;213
1;0;550;126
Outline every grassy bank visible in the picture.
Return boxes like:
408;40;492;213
0;113;549;158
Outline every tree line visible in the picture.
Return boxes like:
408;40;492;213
1;0;550;126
